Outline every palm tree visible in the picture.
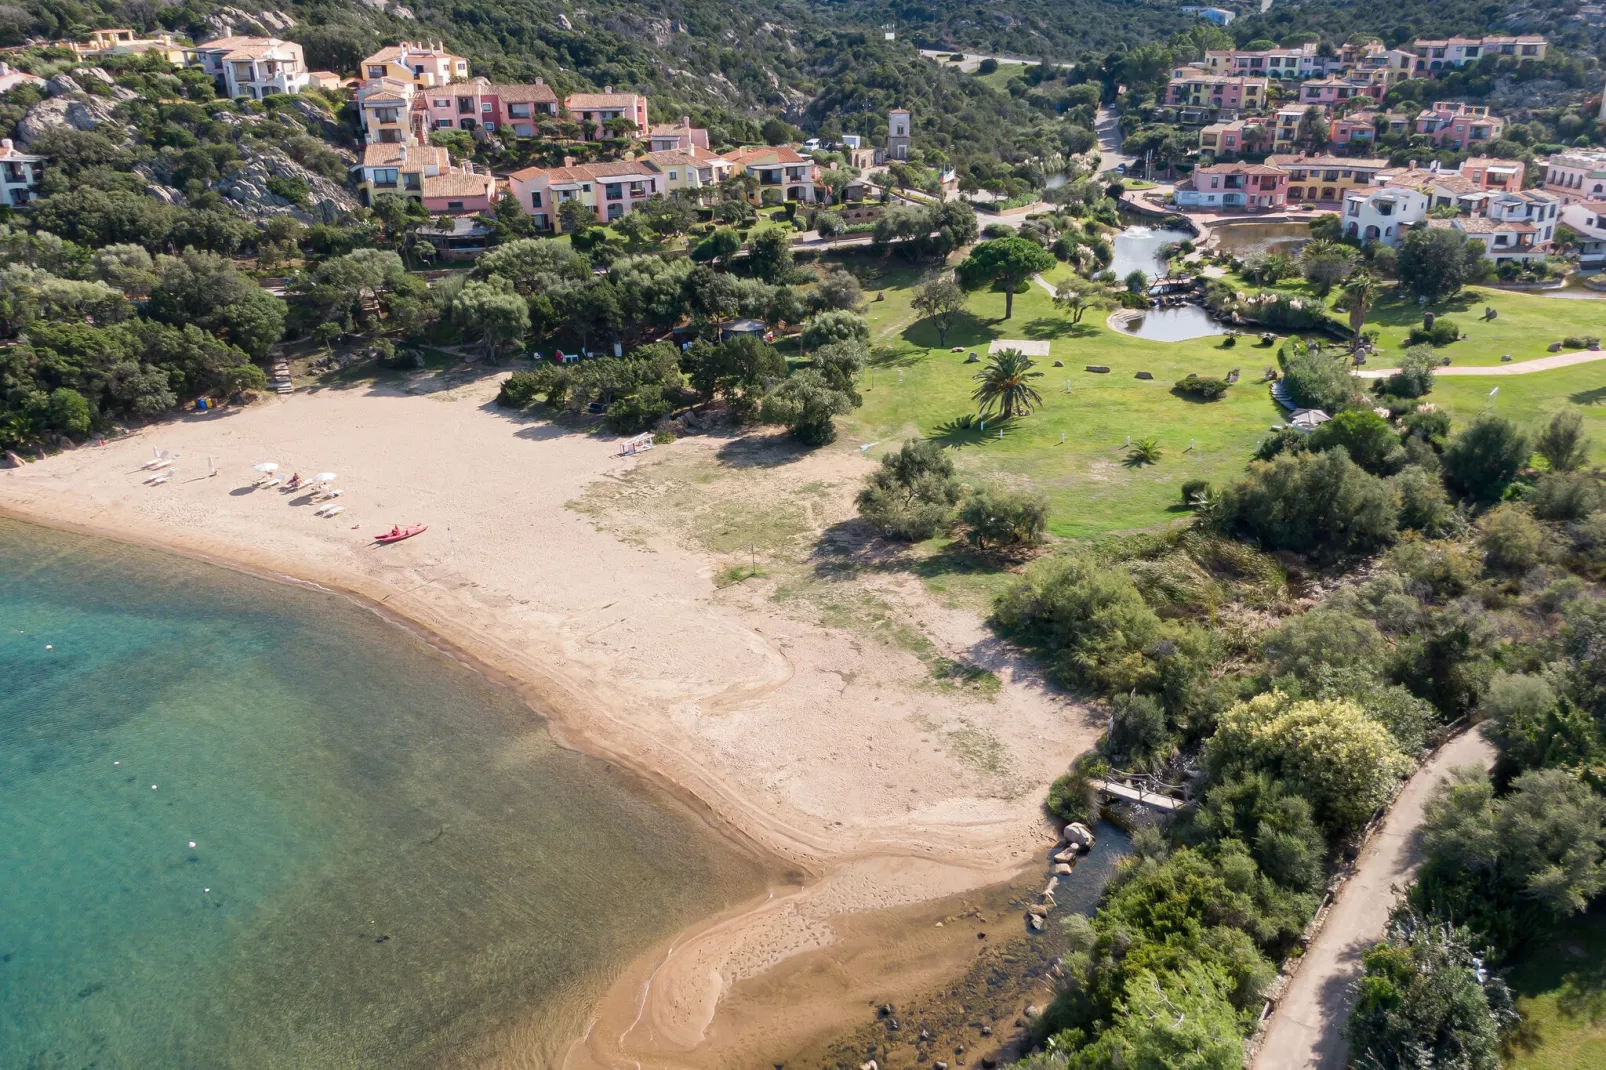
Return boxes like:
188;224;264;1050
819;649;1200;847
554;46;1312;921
971;348;1044;419
1342;272;1381;340
1127;438;1162;465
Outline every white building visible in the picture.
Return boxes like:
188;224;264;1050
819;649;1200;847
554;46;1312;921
887;108;910;161
1342;185;1430;245
191;36;310;99
1560;201;1606;268
0;138;44;206
1543;150;1606;204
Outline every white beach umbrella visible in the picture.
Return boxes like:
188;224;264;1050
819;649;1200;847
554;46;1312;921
312;472;337;483
253;462;279;473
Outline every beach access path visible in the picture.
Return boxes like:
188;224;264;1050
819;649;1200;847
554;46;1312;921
1252;728;1497;1070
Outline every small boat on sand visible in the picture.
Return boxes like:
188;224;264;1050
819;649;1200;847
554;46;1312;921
374;524;426;544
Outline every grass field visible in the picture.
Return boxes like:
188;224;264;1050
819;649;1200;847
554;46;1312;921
1504;907;1606;1070
844;252;1606;538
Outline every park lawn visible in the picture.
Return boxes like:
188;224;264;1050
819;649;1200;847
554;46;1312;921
972;65;1023;94
1503;907;1606;1070
849;260;1285;538
1428;364;1606;466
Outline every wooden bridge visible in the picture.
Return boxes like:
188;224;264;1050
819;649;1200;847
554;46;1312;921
1095;775;1188;813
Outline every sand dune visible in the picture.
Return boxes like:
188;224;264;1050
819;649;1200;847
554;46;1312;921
0;372;1099;1067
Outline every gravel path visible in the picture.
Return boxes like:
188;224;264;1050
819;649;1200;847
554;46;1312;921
1251;729;1497;1070
1356;349;1604;378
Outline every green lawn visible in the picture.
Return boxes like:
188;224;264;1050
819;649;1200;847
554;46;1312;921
1504;907;1606;1070
850;258;1286;538
845;256;1606;539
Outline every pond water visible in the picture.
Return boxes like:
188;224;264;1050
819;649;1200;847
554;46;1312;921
1054;821;1135;916
1110;225;1226;342
1211;220;1312;257
1119;306;1228;343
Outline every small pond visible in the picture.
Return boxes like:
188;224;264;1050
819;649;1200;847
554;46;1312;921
1053;820;1136;916
1110;224;1226;341
1211;220;1312;257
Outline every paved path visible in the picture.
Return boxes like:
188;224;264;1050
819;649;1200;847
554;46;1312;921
1355;348;1604;378
1252;729;1496;1070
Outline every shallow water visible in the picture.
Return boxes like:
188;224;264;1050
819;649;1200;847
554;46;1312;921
1120;305;1228;342
1211;220;1312;256
1109;225;1194;283
0;518;767;1069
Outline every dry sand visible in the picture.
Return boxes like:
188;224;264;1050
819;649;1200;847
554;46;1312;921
0;371;1099;1067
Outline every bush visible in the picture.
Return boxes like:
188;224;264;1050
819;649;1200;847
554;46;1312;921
1535;409;1591;473
1441;415;1531;502
1563;335;1601;350
1479;503;1544;574
1394;465;1459;537
1206;691;1411;835
1219;449;1399;561
1530;471;1601;521
1107;692;1171;769
978;57;999;74
959;485;1049;549
993;555;1164;693
497;368;551;408
605;385;673;434
1308;409;1405;476
1263;608;1387;684
1384;344;1438;399
1173;374;1230;400
1283;348;1363;413
1181;478;1212;507
1405;319;1460;347
856;438;962;540
799;308;869;350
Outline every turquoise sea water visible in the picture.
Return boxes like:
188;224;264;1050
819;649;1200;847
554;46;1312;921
0;518;767;1069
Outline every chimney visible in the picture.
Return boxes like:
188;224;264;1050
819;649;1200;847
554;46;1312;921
1408;158;1417;169
563;155;575;167
681;114;689;128
535;76;544;85
604;84;613;93
399;144;406;162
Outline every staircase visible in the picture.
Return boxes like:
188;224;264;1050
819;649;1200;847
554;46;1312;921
267;357;293;395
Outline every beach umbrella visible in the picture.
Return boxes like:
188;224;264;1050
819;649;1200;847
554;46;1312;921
253;462;279;472
312;472;337;483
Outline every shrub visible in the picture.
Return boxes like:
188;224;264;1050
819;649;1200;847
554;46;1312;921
1394;465;1459;536
1308;409;1405;476
1219;449;1399;561
993;555;1164;693
1530;471;1602;521
856;438;962;540
1263;608;1387;684
605;384;673;434
1181;478;1212;507
1173;374;1230;400
1478;503;1544;574
1534;409;1591;472
1283;348;1363;413
799;308;869;350
1384;344;1438;399
497;367;553;408
1562;335;1601;349
1441;415;1531;502
1405;318;1460;347
959;485;1049;549
1206;691;1410;835
1106;692;1171;769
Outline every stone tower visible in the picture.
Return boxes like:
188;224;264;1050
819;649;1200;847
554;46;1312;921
887;108;911;161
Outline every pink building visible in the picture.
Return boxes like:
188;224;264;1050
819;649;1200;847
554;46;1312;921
506;159;665;231
1460;157;1524;192
1164;71;1268;115
1298;77;1383;107
564;90;649;140
414;77;561;136
1330;111;1379;150
421;170;496;214
647;116;710;152
1174;162;1288;210
1415;102;1504;149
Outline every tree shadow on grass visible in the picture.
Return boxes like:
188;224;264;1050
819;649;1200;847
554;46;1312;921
869;345;929;369
1018;317;1099;341
900;309;993;351
929;414;1017;448
1570;387;1606;406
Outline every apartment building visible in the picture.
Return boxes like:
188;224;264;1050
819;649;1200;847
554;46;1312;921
1330;112;1379;151
355;141;450;204
1377;166;1489;214
1414;102;1504;149
1298;76;1382;108
1201;42;1326;80
565;90;649;140
1199;118;1269;156
65;28;189;64
1559;201;1606;268
1434;191;1557;266
1460;157;1525;193
1409;35;1547;74
1174;162;1288;210
415;78;561;135
721;145;819;203
1164;71;1268;119
887;108;911;160
1342;185;1431;245
643;147;730;193
361;41;469;88
191;36;310;99
0;138;44;206
357;78;416;144
1543;150;1606;204
1267;154;1389;205
647;117;710;152
506;159;666;231
422;170;496;214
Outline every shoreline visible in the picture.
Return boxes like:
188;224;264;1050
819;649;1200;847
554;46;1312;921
0;381;1091;1066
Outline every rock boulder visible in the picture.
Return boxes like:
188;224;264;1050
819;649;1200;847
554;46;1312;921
1063;822;1095;850
16;94;128;146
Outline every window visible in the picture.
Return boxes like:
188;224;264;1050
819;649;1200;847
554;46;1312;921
367;65;386;79
404;173;421;191
530;191;543;208
509;103;530;118
433;98;449;108
482;102;491;112
373;168;398;187
604;184;622;200
435;119;452;129
447;201;464;210
669;170;679;181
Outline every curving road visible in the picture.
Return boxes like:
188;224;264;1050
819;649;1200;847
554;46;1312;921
1252;729;1497;1070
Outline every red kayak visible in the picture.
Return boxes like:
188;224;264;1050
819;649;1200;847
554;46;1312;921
375;524;427;544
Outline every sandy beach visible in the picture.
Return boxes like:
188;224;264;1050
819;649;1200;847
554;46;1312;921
0;371;1098;1067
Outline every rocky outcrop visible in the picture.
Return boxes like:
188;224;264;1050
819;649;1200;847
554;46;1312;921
134;164;187;206
202;7;296;40
213;149;357;223
1062;821;1095;850
71;67;139;102
15;93;128;146
288;96;344;143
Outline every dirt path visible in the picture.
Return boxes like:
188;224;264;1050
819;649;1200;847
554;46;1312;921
1356;349;1603;378
1251;728;1497;1070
